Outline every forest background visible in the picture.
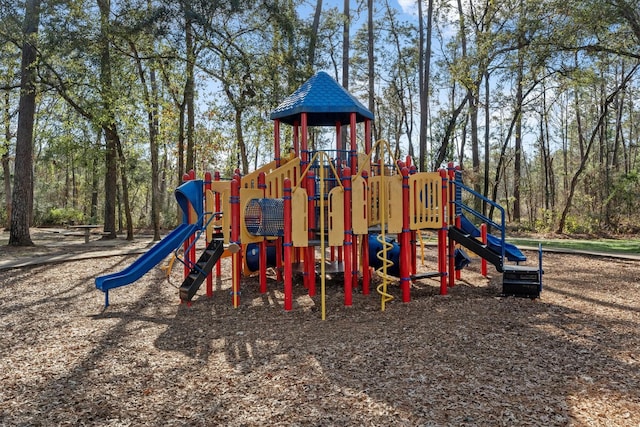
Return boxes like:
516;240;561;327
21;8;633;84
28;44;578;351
1;0;639;245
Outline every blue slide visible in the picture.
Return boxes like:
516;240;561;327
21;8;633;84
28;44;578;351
95;223;198;306
459;215;526;263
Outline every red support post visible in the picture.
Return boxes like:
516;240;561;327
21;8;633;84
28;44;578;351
447;164;456;289
439;169;448;295
400;167;411;302
283;179;293;310
455;216;462;280
342;167;353;306
337;160;343;265
214;171;222;277
205;172;213;297
350;115;359;292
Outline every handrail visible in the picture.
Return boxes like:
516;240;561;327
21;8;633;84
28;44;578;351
450;171;506;265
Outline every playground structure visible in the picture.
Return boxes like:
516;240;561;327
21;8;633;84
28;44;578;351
96;72;543;317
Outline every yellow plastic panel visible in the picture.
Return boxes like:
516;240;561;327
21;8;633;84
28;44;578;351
386;175;403;234
327;187;344;246
291;187;308;247
368;175;382;227
266;157;301;198
241;160;277;189
351;175;368;235
208;182;231;245
409;172;443;230
205;189;215;243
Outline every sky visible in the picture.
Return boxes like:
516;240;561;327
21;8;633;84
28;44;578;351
300;0;419;23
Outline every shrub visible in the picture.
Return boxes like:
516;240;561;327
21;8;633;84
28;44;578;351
41;207;85;226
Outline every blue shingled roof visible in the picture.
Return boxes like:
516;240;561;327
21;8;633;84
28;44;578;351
270;71;374;126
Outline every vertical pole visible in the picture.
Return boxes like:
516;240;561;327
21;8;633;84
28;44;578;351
274;119;281;167
349;113;358;292
319;155;327;320
455;216;462;280
349;112;357;172
364;119;371;154
361;171;370;295
188;169;197;278
301;113;308;168
230;177;241;308
342;166;353;306
400;167;411;302
214;171;222;277
306;171;316;296
409;165;417;278
481;223;488;277
337;160;343;265
182;172;191;279
283;179;293;310
259;172;267;293
205;171;213;297
293;120;300;157
448;164;456;288
275;237;283;282
438;169;448;295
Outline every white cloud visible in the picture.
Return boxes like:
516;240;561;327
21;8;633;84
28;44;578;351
397;0;418;15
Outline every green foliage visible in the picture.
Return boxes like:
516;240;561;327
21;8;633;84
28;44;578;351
533;209;555;233
39;207;85;226
562;214;598;235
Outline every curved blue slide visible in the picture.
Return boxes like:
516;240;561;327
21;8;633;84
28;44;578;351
460;215;526;263
96;223;198;306
96;179;204;306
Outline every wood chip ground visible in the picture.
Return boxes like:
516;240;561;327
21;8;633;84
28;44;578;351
0;240;638;426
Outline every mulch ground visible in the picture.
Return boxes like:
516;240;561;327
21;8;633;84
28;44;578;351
0;231;638;426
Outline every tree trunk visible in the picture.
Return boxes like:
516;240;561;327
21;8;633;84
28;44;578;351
418;0;433;172
342;0;349;90
235;109;249;174
435;95;468;169
367;0;374;144
90;133;100;224
113;127;134;240
150;66;161;240
483;71;490;215
9;0;41;246
98;0;118;239
513;48;524;222
2;91;12;230
307;0;323;73
131;39;161;241
185;13;195;174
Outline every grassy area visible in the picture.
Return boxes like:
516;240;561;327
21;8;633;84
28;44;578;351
418;231;639;256
508;237;640;255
